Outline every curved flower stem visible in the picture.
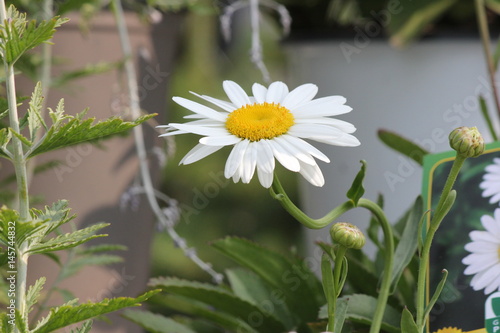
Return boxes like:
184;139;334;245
357;198;394;333
270;173;355;229
111;0;223;283
271;174;394;333
475;0;500;129
415;154;466;331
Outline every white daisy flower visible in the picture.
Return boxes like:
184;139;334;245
159;80;360;188
462;208;500;294
480;157;500;205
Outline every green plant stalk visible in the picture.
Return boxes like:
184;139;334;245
0;2;31;328
270;174;355;229
357;199;394;333
415;154;466;331
475;0;500;128
271;175;394;333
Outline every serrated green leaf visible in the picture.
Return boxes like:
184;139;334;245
378;129;429;166
122;310;197;333
78;243;127;255
400;307;418;333
27;222;109;254
154;294;259;333
149;277;286;333
346;160;366;205
389;196;423;293
70;320;93;333
60;254;124;280
28;113;155;158
0;6;68;65
26;277;46;315
211;237;324;324
9;129;32;148
27;82;46;141
32;290;159;333
0;128;11;157
51;61;122;88
226;268;294;329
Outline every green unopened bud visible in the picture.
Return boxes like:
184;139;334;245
449;126;485;158
330;222;365;250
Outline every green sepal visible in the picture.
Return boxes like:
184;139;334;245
122;309;197;333
148;277;286;333
378;129;429;165
0;6;68;65
346;160;366;205
400;307;419;333
31;290;160;333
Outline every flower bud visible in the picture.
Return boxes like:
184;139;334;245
449;126;485;158
330;222;365;250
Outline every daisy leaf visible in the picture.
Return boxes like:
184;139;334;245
346;160;366;205
27;112;155;158
378;129;429;166
400;307;419;333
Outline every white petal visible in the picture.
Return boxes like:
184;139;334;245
281;134;330;163
257;168;273;188
266;81;289;103
275;136;316;165
190;92;236;112
180;144;224;165
281;83;318;109
298;160;325;187
255;141;275;174
225;140;250;178
267;139;300;172
223;80;251;107
168;123;229;136
292;96;351;117
295;117;357;134
241;142;257;183
309;133;361;147
200;135;241;146
252;83;267;103
173;97;227;121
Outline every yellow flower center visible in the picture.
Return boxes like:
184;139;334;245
225;102;295;142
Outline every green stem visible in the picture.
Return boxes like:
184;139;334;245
357;199;394;333
270;173;354;229
415;154;466;331
475;0;500;127
0;2;30;328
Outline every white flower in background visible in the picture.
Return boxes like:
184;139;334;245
480;158;500;205
159;80;360;188
462;208;500;294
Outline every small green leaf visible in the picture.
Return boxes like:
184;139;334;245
32;290;159;333
400;307;419;333
149;277;287;333
51;61;122;88
378;129;429;165
431;189;456;229
423;269;449;322
479;95;498;141
390;196;423;293
70;320;93;333
26;277;46;315
27;222;109;255
27;82;47;141
60;254;124;280
321;253;335;330
0;6;68;65
122;310;197;333
346;160;366;205
0;128;11;158
334;297;349;333
28;113;155;158
9;129;32;148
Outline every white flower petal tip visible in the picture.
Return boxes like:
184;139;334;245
463;207;500;295
159;80;358;188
